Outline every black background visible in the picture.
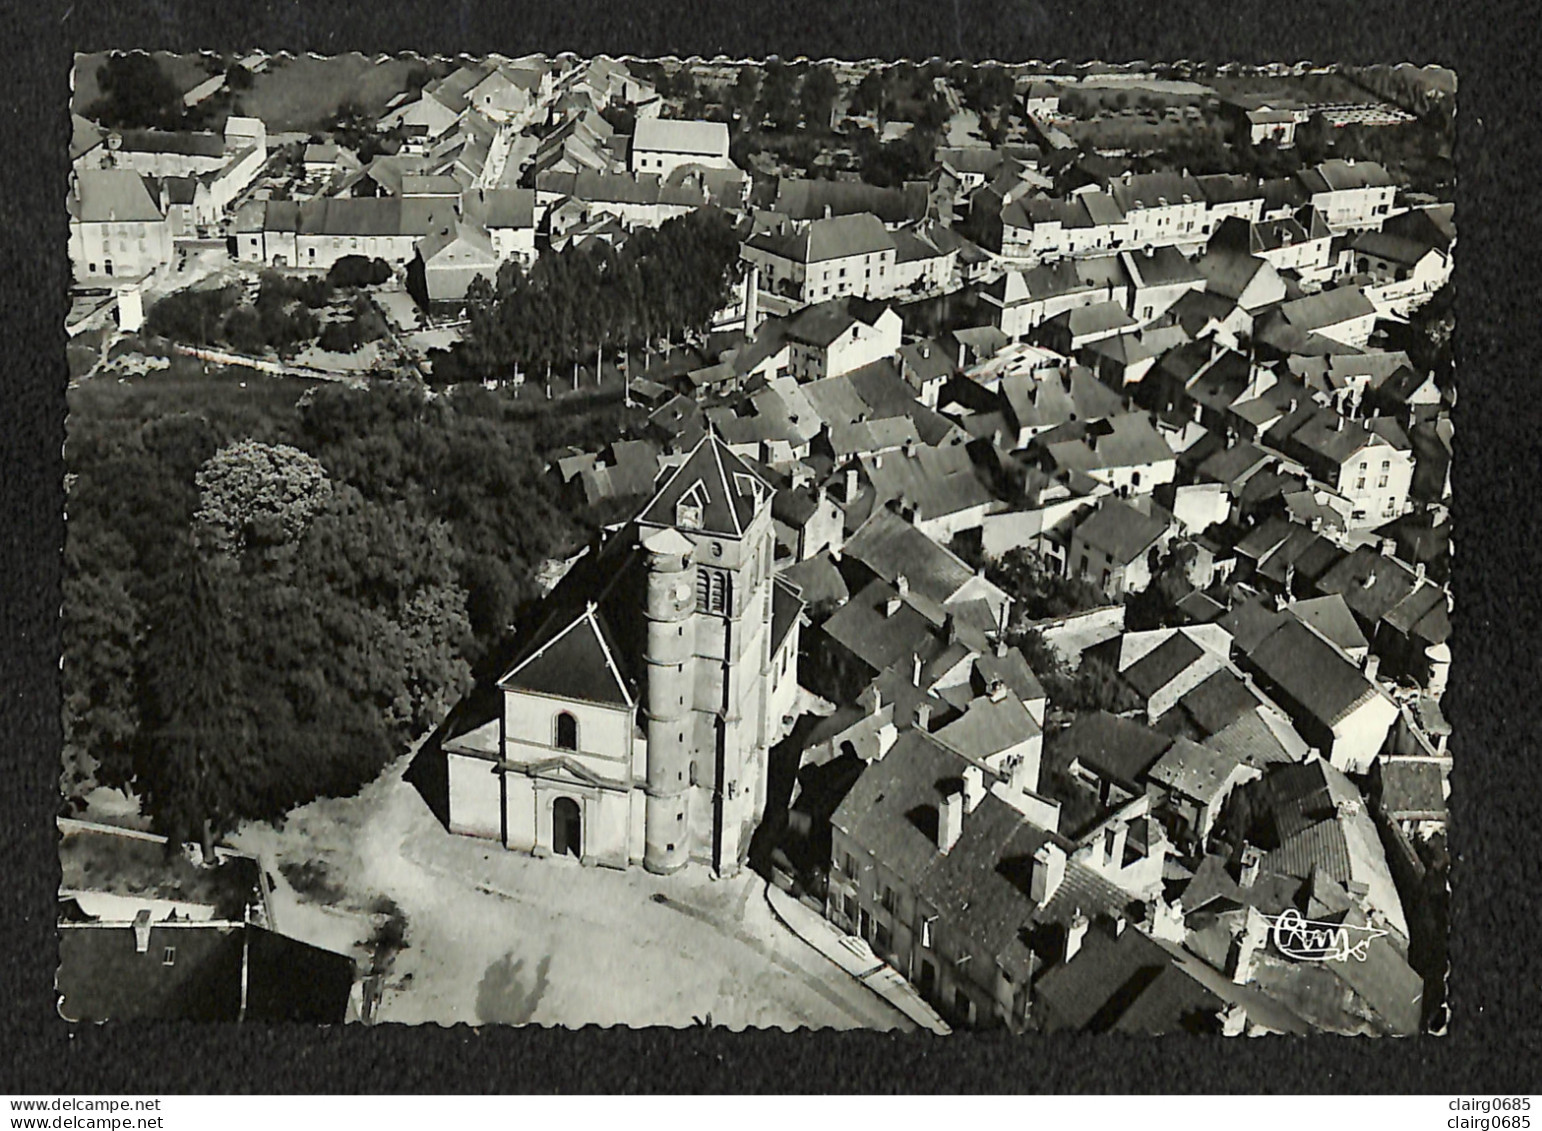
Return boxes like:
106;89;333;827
4;0;1539;1094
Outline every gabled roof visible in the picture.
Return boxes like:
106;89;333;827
1298;159;1396;193
1058;711;1173;791
635;434;772;539
1247;619;1378;727
1122;632;1206;699
745;211;895;264
1072;499;1171;567
1179;670;1265;736
771;177;929;225
842;507;980;611
632;117;730;157
1286;595;1369;655
934;692;1041;762
1147;737;1247;805
499;601;635;708
71;169;164;224
1110;171;1204;212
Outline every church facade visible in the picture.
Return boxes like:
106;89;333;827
443;436;803;876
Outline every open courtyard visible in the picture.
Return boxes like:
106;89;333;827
230;753;912;1031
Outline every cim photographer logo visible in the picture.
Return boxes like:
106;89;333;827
1266;908;1388;963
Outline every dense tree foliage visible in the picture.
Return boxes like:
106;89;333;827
1010;628;1143;717
62;376;615;837
448;207;744;382
86;53;187;130
193;440;334;556
987;547;1109;627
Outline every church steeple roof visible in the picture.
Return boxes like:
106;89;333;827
636;434;773;539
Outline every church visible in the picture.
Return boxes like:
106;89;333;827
442;435;804;876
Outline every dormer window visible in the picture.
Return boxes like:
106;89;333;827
676;481;708;530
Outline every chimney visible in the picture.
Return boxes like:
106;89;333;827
885;595;903;618
1414;561;1426;584
963;765;986;813
938;791;965;853
1101;821;1129;870
895;574;910;598
1030;841;1066;906
1380;536;1398;557
869;686;884;716
912;651;924;687
132;908;153;954
1239;845;1263;888
996;638;1009;658
1364;653;1381;682
989;678;1009;703
1065;910;1090;962
845;467;859;501
914;700;933;731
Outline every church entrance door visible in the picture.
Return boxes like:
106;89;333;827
553;797;582;859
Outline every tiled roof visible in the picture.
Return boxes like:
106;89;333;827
1123;632;1206;699
1057;710;1172;791
1072;499;1171;567
746;211;896;264
1287;595;1369;655
1147;737;1246;805
1377;759;1445;820
632;117;730;157
72;169;164;224
1204;706;1309;769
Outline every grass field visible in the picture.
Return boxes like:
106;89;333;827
239;54;427;133
71;51;217;114
68;347;321;438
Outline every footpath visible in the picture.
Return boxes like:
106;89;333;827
763;881;951;1035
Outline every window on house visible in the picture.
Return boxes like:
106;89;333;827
881;885;898;914
842;892;857;922
874;921;892;953
162;947;177;967
554;711;579;751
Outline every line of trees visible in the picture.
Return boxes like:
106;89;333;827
439;206;745;384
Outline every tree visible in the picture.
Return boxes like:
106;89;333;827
86;53;186;130
135;548;253;856
800;64;839;132
850;68;886;121
990;547;1108;625
193;440;334;558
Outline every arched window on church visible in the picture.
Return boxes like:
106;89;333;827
555;711;579;751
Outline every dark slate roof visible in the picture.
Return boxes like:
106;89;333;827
57;922;245;1023
745;212;895;264
1287;595;1369;654
771;578;804;656
1217;597;1286;655
1035;923;1203;1033
1122;633;1206;699
242;927;357;1023
1072;499;1171;567
1247;619;1378;727
771;177;930;225
780;550;851;609
499;601;636;707
934;693;1041;762
821;577;944;678
1179;669;1262;736
831;729;971;887
842;507;978;610
636;434;772;539
1057;711;1173;791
